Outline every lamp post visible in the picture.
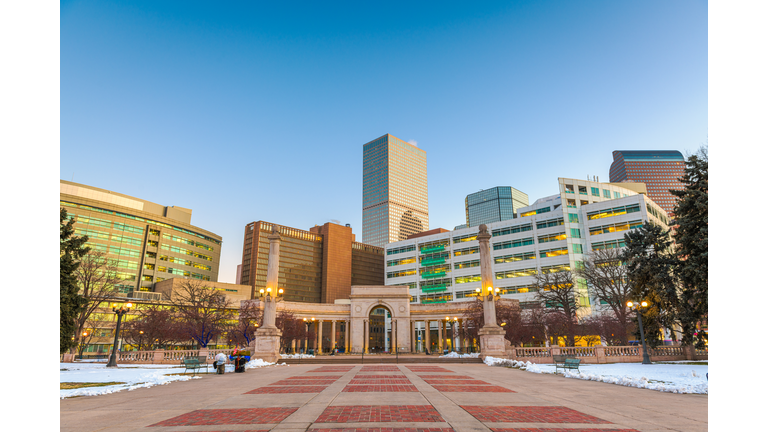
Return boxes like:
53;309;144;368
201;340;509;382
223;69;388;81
106;302;133;368
627;300;652;365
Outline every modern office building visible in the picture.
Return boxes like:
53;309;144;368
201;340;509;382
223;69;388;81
240;221;384;303
608;150;685;216
465;186;529;227
60;180;223;298
384;178;670;317
362;133;428;248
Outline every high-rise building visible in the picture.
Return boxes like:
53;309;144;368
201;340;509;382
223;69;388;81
384;177;670;317
240;221;384;303
609;150;685;216
465;186;529;227
362;133;428;248
60;180;222;298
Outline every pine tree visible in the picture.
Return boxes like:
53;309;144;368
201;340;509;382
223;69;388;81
60;208;90;354
669;147;708;348
621;222;678;348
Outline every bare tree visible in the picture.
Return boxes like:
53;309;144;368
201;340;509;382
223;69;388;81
70;251;122;353
169;280;234;348
123;305;183;350
533;269;581;346
275;311;308;353
76;319;100;358
229;301;262;347
575;248;634;345
461;298;520;349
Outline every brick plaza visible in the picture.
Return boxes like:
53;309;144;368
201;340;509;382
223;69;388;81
60;363;707;431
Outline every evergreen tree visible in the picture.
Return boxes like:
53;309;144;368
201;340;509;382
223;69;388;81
60;208;90;354
621;222;678;348
669;146;708;348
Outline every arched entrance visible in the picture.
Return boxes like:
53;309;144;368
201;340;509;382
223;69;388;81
368;306;392;353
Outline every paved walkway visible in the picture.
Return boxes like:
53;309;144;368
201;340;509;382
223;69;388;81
60;363;707;432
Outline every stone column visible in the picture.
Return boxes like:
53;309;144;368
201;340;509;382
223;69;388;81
317;320;323;354
411;320;416;353
291;339;296;353
364;320;369;353
250;226;283;363
331;321;337;352
476;224;507;358
425;320;431;353
345;320;350;353
438;320;443;352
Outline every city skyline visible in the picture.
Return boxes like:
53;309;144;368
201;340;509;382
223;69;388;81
59;2;707;283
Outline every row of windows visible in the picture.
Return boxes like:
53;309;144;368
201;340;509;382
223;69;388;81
520;206;551;217
493;237;534;250
162;233;215;251
158;255;212;271
591;239;626;250
420;277;452;288
387;257;417;267
453;246;479;257
536;218;564;229
538;232;567;243
496;267;537;279
454;260;480;270
156;266;211;281
493;224;532;237
160;244;213;261
587;204;641;220
539;247;569;258
495;251;536;263
387;269;417;278
645;204;669;225
589;220;642;236
452;233;477;243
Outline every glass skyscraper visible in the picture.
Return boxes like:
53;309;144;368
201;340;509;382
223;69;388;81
465;186;529;227
362;134;428;248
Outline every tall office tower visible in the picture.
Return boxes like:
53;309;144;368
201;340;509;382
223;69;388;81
609;150;685;216
362;133;428;248
465;186;529;227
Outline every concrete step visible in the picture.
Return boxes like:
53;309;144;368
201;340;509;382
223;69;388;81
278;355;483;365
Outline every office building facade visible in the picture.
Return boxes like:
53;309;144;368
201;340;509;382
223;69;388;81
60;180;222;298
362;133;428;248
609;150;685;216
465;186;529;227
384;178;670;317
240;221;384;303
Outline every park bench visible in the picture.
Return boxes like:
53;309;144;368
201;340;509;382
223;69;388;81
553;355;581;373
182;356;208;376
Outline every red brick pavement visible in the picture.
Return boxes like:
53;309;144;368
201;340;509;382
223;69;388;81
414;375;473;379
315;406;444;423
292;375;344;380
422;379;491;385
309;429;456;432
431;385;514;393
149;408;298;426
342;385;418;392
349;379;412;385
270;379;338;386
354;374;406;379
308;367;355;373
360;366;401;371
406;367;452;373
461;406;612;424
489;429;639;432
245;386;328;394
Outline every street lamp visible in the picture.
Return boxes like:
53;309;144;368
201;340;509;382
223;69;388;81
627;300;652;365
106;302;133;368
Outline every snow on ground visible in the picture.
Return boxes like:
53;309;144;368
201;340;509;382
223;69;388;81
60;358;286;399
484;357;708;394
280;353;315;358
439;351;480;358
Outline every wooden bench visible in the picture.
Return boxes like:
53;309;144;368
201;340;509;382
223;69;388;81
553;355;581;373
182;357;208;376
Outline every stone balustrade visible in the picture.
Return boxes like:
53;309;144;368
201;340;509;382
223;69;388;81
510;344;707;364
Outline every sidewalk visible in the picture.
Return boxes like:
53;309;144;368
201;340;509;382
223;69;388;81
60;362;707;432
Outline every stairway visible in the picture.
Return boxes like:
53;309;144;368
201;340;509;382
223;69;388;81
278;355;483;365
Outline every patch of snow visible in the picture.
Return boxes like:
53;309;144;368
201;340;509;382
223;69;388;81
440;351;480;358
484;357;708;394
280;353;315;359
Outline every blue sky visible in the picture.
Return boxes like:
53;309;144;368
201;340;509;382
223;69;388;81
60;1;708;283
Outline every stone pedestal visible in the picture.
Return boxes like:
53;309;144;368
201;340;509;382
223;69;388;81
478;325;507;359
250;327;283;363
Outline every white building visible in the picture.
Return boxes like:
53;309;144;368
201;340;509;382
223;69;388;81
384;178;670;317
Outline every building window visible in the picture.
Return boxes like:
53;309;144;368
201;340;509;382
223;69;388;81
603;189;611;198
568;213;579;223
591;187;600;197
579;186;587;195
572;244;584;254
570;228;582;238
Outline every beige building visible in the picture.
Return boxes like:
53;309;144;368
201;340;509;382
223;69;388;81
61;180;222;297
362;133;429;247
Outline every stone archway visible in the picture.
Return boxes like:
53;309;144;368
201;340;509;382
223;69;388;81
368;304;393;353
